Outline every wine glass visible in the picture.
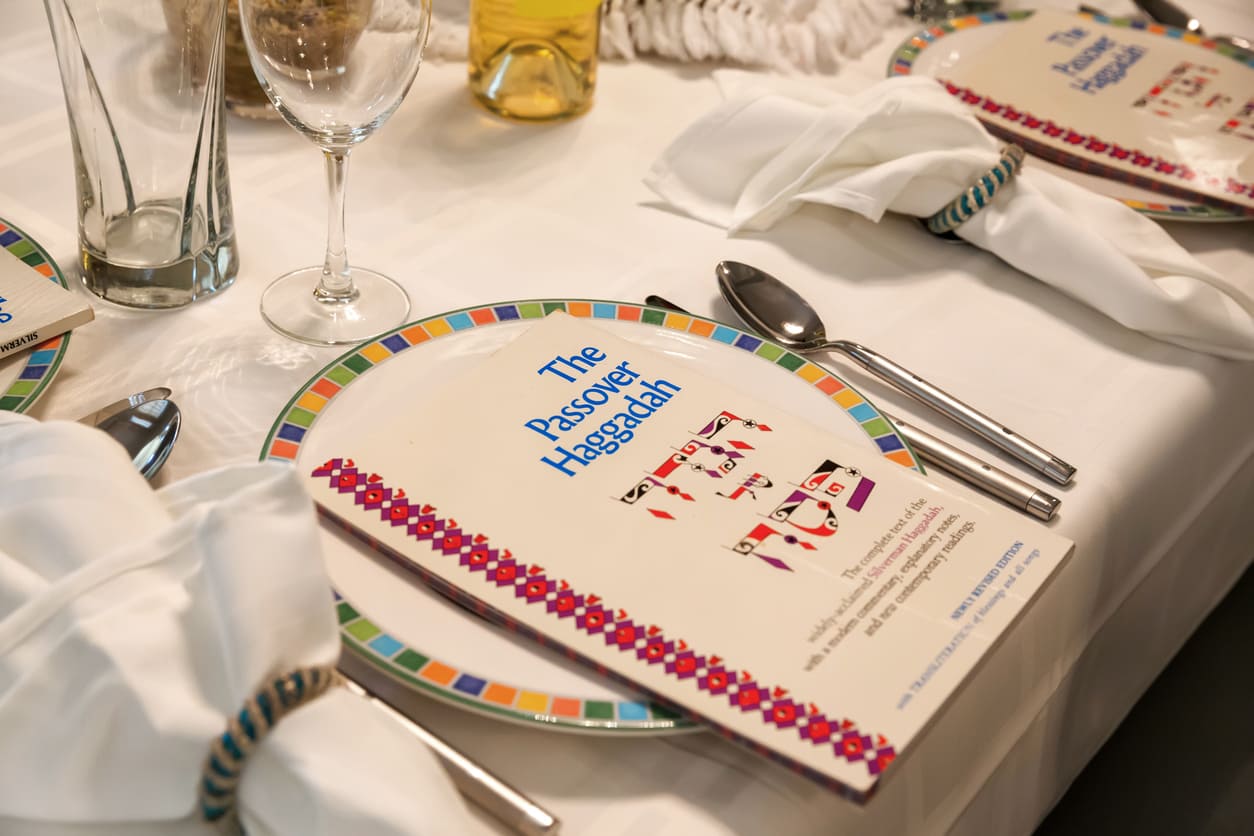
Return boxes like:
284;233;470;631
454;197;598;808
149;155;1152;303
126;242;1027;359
238;0;431;345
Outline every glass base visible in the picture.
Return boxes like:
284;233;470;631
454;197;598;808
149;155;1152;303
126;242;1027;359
81;201;238;309
260;266;410;346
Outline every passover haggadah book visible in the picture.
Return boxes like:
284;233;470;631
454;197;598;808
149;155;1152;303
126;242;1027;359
308;312;1073;799
935;9;1254;215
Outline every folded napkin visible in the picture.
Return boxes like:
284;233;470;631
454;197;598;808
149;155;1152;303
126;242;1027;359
645;73;1254;360
0;412;474;835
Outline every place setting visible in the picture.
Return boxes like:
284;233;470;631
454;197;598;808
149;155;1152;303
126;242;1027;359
253;4;1254;820
2;1;1253;835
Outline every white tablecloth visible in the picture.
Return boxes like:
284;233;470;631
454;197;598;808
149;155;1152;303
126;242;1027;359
2;1;1252;833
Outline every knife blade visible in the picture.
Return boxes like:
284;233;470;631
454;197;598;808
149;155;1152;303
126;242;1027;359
77;387;173;426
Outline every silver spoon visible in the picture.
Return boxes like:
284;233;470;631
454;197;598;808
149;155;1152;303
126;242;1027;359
645;294;1060;521
716;261;1076;486
95;398;181;480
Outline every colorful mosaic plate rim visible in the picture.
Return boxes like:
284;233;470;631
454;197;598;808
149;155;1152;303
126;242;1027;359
887;10;1250;222
261;300;922;733
0;218;72;413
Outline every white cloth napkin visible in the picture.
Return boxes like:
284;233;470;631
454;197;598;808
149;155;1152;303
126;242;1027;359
0;412;475;836
645;73;1254;360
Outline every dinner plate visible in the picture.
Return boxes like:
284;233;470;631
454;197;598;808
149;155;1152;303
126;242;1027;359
0;218;72;412
889;10;1250;222
262;301;922;733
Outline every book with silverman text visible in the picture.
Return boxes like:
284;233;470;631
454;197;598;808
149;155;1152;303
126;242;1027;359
0;245;93;359
306;311;1074;800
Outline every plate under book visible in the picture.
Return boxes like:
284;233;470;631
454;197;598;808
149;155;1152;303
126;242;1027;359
262;299;921;734
295;308;1074;799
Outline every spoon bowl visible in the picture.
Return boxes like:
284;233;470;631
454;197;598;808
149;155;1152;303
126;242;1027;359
96;398;181;480
716;261;837;352
715;260;1075;485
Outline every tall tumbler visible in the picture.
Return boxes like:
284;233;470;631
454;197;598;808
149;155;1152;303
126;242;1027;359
44;0;238;308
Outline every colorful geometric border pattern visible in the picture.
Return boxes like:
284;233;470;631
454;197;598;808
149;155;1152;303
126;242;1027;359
261;300;921;732
887;10;1253;221
0;219;72;412
315;457;897;785
264;301;920;470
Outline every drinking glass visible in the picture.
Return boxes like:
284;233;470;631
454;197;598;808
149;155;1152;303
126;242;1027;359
238;0;431;345
45;0;238;309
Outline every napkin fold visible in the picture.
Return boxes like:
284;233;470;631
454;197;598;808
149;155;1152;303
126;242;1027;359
0;412;474;835
645;73;1254;360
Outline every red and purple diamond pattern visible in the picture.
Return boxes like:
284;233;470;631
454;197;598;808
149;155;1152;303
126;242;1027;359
938;80;1253;198
314;457;897;777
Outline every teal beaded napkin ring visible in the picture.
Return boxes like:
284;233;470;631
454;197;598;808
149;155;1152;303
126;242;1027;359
199;664;341;831
925;144;1026;235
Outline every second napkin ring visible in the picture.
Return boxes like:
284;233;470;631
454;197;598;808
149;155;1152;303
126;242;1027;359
925;144;1026;236
199;664;341;831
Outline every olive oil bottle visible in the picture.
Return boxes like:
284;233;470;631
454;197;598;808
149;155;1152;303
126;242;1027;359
468;0;602;121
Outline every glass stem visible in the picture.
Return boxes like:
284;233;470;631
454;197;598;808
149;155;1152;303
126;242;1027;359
317;149;356;302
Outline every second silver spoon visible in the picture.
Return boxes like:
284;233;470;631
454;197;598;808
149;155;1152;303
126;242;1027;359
716;261;1076;485
96;398;181;481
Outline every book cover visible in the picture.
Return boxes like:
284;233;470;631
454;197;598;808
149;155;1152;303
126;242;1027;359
307;312;1074;800
0;246;93;359
937;10;1254;215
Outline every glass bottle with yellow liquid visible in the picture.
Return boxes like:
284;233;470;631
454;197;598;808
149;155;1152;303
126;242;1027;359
468;0;602;121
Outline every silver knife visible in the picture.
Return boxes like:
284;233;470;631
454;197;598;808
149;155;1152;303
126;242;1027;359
339;671;560;835
77;387;172;426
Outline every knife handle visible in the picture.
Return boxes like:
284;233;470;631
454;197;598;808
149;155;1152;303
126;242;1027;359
839;342;1076;485
890;416;1059;521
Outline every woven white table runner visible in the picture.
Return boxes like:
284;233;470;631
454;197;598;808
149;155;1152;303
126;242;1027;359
427;0;905;71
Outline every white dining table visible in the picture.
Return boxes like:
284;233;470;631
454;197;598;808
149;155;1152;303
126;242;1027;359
2;0;1252;833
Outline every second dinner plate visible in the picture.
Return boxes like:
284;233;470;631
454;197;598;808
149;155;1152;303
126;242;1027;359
889;10;1252;222
262;301;922;733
